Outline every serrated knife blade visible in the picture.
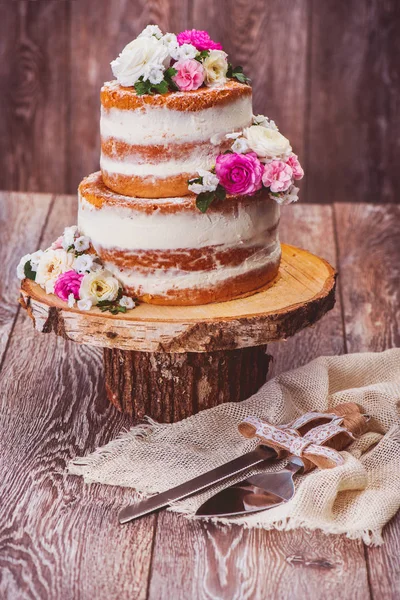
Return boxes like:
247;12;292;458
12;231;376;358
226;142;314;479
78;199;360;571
118;445;276;524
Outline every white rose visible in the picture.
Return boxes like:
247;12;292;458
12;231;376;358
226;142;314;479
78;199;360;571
119;296;135;309
111;36;169;86
80;270;120;305
243;125;292;160
203;50;228;87
231;137;249;154
35;249;74;294
73;253;94;274
138;25;163;39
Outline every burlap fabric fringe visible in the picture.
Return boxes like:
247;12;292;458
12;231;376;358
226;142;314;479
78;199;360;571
68;349;400;545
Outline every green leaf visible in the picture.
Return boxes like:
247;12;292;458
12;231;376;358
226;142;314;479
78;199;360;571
134;79;152;96
214;185;226;201
227;63;251;85
67;244;75;252
188;176;203;185
24;261;36;281
196;50;210;61
270;191;280;197
164;67;177;78
154;80;169;94
196;191;216;213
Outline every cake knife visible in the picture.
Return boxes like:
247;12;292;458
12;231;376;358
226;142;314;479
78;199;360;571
118;444;277;524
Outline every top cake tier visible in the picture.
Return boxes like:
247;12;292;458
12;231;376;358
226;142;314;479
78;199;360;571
100;80;253;198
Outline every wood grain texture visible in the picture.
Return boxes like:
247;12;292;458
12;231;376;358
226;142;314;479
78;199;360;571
148;204;369;600
69;0;189;193
104;345;270;421
0;1;69;193
19;243;337;353
334;202;400;599
0;194;156;600
191;0;309;162
308;0;400;204
0;191;52;363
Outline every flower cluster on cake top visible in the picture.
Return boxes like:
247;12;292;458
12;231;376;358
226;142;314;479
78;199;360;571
17;227;135;314
188;115;304;212
111;25;249;95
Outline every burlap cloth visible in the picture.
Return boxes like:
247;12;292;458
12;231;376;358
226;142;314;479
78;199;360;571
68;349;400;545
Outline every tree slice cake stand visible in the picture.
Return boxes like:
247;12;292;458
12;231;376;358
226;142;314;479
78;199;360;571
20;244;336;423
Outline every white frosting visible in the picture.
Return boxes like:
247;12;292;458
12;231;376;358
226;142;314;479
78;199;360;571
100;152;213;178
78;195;280;251
104;244;281;293
100;94;252;146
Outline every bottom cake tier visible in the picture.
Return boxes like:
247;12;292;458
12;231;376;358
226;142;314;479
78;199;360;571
78;172;281;306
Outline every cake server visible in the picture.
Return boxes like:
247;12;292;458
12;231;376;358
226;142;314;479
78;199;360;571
119;444;277;524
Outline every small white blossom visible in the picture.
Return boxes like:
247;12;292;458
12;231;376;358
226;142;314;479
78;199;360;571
119;296;135;309
161;32;177;46
138;25;163;39
73;253;94;274
225;132;242;140
74;235;91;252
17;254;32;279
252;114;279;131
273;185;300;206
175;43;198;60
67;293;76;308
189;169;219;194
231;137;249;154
77;298;93;311
62;226;78;250
148;66;164;85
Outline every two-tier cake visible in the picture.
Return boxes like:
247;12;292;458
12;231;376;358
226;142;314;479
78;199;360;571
18;25;304;311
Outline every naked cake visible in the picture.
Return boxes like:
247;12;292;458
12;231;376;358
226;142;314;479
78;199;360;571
18;25;304;311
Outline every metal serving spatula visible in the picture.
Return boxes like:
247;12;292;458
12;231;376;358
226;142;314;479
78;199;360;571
119;444;277;524
195;456;304;517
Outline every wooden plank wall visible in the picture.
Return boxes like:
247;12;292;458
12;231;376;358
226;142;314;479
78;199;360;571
0;0;399;202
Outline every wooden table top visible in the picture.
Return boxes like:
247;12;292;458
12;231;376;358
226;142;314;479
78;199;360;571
1;192;399;600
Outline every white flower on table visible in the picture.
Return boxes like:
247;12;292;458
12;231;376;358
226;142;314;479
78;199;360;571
111;36;169;87
77;298;93;311
73;253;94;274
79;269;120;305
73;235;91;252
138;25;163;40
231;137;249;154
188;169;219;194
243;125;292;161
119;296;135;310
35;249;74;294
62;226;78;250
203;50;228;87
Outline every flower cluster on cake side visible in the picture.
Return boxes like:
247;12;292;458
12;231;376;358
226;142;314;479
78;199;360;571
17;226;135;314
110;25;249;94
188;115;304;212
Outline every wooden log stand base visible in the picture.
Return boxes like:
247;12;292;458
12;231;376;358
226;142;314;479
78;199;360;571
20;244;336;423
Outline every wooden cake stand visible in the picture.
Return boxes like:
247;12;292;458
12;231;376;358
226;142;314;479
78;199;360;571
20;244;336;423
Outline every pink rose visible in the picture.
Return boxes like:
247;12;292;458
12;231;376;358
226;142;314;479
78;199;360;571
215;152;263;196
177;29;222;51
262;160;293;192
173;59;205;91
54;270;83;302
287;153;304;180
